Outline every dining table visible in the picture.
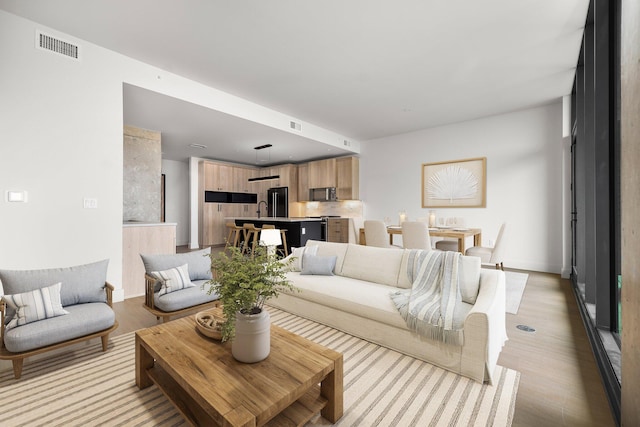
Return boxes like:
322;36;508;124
358;225;482;253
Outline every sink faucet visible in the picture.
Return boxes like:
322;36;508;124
257;200;268;218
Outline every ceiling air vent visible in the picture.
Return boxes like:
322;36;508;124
36;31;80;61
290;121;301;131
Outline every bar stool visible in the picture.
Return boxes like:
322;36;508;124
241;223;261;255
225;222;243;250
260;224;289;257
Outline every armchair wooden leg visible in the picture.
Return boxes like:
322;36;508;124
101;334;109;352
12;358;23;379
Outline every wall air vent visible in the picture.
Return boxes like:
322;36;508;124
343;140;351;147
36;31;80;61
290;121;301;131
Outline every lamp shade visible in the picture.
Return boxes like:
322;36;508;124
259;229;282;247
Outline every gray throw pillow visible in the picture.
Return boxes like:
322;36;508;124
300;255;337;276
0;259;109;309
140;247;212;281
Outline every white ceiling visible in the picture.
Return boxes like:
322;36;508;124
0;0;589;165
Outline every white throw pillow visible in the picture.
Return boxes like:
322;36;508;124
3;282;69;329
150;263;195;296
288;245;319;272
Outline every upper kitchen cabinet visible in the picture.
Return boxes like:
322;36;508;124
297;163;309;201
233;166;253;193
273;164;298;202
308;158;337;188
337;156;359;200
249;164;299;202
302;156;359;200
202;162;234;191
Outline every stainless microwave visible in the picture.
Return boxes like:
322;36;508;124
309;187;337;202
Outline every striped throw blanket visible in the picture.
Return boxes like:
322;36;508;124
391;250;465;345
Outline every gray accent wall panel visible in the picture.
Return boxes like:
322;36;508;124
123;126;161;222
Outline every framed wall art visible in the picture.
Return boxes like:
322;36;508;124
422;157;486;208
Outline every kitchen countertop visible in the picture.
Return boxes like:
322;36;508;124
228;217;324;222
122;222;177;227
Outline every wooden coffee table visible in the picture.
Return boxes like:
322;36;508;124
135;309;343;426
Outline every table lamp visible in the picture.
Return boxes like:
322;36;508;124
259;229;282;257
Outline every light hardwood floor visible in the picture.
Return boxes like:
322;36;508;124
113;268;616;426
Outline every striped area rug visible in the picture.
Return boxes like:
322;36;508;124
0;308;519;426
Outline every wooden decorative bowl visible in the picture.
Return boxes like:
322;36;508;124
195;311;225;340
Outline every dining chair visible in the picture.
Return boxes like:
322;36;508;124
364;220;395;248
434;218;466;251
465;222;507;270
401;221;431;250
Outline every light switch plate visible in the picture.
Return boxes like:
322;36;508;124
6;190;27;202
83;198;98;209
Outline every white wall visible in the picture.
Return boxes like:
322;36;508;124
0;12;125;297
161;159;189;246
360;103;565;273
0;10;354;301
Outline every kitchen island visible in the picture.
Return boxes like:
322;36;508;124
230;217;323;250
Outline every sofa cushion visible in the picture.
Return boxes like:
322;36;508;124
140;247;212;281
304;240;349;275
3;302;115;353
301;255;337;276
340;244;405;287
153;279;219;312
282;272;473;330
3;282;69;329
149;264;194;296
0;260;109;315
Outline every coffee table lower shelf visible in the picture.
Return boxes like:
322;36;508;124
147;364;328;427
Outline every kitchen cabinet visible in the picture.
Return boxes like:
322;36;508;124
273;164;298;202
200;202;242;246
327;218;350;243
297;163;309;201
233;167;253;192
199;161;259;247
203;162;234;191
308;158;337;188
336;156;359;200
249;164;299;204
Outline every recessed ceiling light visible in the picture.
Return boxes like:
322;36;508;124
189;143;207;149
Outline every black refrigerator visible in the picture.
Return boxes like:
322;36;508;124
267;187;288;218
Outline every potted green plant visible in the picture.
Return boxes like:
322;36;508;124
206;245;295;362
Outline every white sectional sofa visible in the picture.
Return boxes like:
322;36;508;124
270;240;507;384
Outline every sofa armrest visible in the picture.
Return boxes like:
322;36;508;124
144;274;157;310
105;282;115;308
463;269;507;381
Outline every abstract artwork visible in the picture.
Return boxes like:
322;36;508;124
422;157;486;208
